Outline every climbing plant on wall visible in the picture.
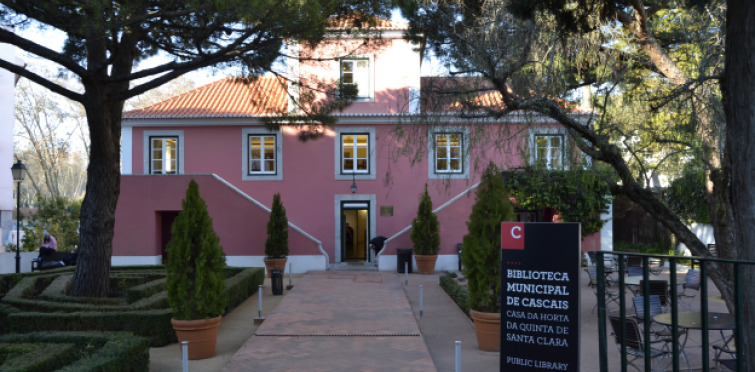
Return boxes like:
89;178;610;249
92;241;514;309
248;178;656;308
501;168;613;236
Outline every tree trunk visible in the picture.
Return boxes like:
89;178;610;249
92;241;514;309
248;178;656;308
723;0;755;366
68;90;123;298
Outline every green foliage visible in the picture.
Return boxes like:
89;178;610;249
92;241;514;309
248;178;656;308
439;272;469;317
665;168;712;223
0;332;149;372
502;168;612;235
21;195;81;252
462;163;515;312
0;267;264;346
165;180;227;320
614;241;669;255
265;193;289;258
410;184;441;255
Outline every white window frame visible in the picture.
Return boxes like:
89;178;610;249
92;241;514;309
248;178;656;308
428;127;469;180
529;128;568;170
242;128;283;181
339;55;374;102
143;130;184;175
334;127;376;180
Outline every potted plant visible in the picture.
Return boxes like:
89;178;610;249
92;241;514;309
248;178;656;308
411;184;441;274
166;180;227;360
462;163;514;351
264;193;289;278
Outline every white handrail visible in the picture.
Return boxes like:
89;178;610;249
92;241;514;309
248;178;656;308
377;182;480;261
209;174;330;267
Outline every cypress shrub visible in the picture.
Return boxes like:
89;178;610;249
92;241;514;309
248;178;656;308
165;180;227;320
265;193;289;258
411;184;441;255
462;163;514;312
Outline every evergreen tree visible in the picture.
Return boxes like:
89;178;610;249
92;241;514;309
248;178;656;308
462;163;514;312
411;184;441;255
265;193;289;258
165;180;227;320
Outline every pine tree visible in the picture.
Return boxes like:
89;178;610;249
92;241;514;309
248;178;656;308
265;193;289;258
462;163;514;312
166;180;227;320
411;184;441;255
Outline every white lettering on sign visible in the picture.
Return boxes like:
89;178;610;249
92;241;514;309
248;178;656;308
511;225;522;239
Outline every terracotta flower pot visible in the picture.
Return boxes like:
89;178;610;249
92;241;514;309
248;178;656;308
470;309;501;352
171;315;223;360
414;254;438;274
264;257;287;278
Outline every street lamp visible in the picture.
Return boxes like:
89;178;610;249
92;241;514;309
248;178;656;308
350;172;357;194
11;160;28;273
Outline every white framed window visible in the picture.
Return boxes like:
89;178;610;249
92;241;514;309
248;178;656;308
242;128;283;181
428;127;469;179
529;128;567;170
334;127;376;180
340;55;373;101
342;134;369;174
143;130;184;175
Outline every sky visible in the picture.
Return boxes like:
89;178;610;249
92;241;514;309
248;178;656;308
12;8;443;91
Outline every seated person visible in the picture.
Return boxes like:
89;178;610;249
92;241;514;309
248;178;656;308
39;232;57;257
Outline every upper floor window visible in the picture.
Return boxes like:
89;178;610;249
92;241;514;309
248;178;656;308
529;128;566;170
242;128;283;181
144;130;184;175
334;127;376;181
150;137;178;174
249;135;277;175
434;133;463;174
341;134;369;174
428;127;469;180
340;56;373;101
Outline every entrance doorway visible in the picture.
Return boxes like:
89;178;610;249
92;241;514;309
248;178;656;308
341;202;369;262
158;211;179;262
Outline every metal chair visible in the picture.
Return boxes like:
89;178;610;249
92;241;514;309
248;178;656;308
679;269;701;310
713;334;736;371
588;268;621;313
631;295;689;370
609;315;671;372
641;280;671;311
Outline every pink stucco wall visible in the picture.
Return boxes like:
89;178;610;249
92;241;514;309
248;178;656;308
298;37;420;114
114;175;320;257
119;121;540;261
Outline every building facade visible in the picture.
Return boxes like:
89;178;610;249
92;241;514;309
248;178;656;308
114;16;609;272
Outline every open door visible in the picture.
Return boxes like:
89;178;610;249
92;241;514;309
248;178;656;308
341;201;369;262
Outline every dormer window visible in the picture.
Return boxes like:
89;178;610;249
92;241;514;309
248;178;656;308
340;56;373;101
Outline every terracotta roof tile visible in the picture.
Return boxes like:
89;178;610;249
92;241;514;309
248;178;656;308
327;13;408;30
123;76;287;119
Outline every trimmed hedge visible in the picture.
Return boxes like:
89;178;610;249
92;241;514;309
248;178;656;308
0;332;149;372
439;272;470;318
0;267;265;346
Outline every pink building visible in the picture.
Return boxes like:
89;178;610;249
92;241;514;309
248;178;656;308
114;15;610;272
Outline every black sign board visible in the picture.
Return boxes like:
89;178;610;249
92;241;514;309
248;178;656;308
500;222;581;372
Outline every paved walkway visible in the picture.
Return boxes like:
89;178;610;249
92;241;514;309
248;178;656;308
150;268;730;371
222;271;435;372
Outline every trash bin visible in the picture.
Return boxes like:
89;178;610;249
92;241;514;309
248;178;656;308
457;243;463;272
271;268;283;295
397;248;413;273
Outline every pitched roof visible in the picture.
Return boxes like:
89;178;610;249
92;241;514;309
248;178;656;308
327;13;408;31
420;77;592;114
123;76;287;119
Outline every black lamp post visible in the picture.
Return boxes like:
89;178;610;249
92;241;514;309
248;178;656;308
11;160;28;273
